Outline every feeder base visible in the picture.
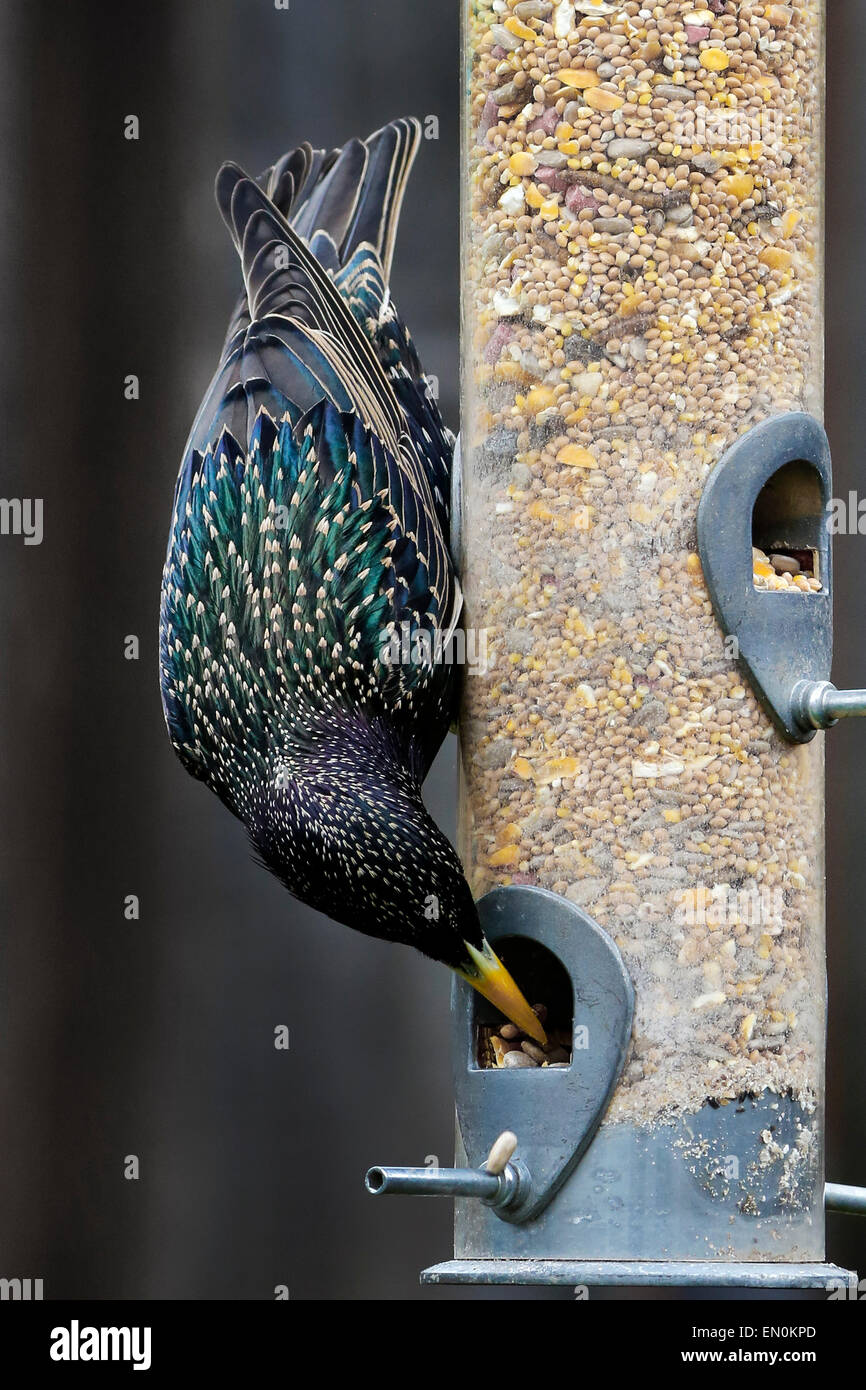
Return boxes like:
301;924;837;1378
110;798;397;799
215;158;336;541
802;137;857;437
422;1260;858;1291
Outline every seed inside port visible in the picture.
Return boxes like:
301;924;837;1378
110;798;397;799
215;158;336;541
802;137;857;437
473;936;573;1070
752;459;825;593
752;545;822;593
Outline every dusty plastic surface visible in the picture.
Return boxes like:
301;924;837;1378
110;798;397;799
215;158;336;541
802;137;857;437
458;0;826;1242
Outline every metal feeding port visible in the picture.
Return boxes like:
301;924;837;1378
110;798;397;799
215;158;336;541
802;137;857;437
697;412;866;741
452;886;634;1225
367;886;634;1227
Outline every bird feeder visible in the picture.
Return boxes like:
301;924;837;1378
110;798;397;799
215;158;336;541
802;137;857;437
368;0;865;1289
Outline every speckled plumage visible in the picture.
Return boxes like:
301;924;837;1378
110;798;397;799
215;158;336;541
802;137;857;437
160;120;486;974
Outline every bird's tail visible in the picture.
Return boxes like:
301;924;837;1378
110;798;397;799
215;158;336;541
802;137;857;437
218;118;420;284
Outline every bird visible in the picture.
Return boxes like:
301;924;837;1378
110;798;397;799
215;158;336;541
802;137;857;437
159;118;545;1045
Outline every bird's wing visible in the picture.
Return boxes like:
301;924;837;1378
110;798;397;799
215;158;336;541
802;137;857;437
179;129;458;617
160;399;458;794
161;120;460;790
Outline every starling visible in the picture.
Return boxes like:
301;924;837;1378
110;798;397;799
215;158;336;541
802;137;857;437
159;119;545;1044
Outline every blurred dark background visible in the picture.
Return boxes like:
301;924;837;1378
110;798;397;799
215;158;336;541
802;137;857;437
0;0;862;1300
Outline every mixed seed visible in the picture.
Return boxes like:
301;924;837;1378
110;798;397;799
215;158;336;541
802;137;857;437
478;1002;573;1068
752;545;821;592
461;0;824;1123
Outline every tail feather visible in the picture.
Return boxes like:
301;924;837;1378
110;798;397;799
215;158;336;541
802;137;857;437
290;138;369;257
222;118;421;282
339;120;419;281
183;119;455;626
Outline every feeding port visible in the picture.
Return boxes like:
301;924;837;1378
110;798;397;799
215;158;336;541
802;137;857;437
474;935;573;1070
752;459;825;593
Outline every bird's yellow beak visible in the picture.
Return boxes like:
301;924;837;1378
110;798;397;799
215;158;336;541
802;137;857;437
458;940;547;1045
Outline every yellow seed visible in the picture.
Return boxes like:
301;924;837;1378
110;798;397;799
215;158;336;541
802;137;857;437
686;552;702;575
585;88;624;112
629;502;655;525
765;4;792;26
719;173;754;202
525;385;557;414
488;844;521;868
496;822;522;845
494;361;528;383
527;500;553;521
525;183;546;209
663;809;681;824
557;68;601;89
759;246;793;271
512;757;534;780
508;151;538;176
782;208;801;237
740;1013;756;1042
639;40;662;62
545;756;580;779
700;49;731;72
556;444;595;469
617;294;645;317
504;15;536;40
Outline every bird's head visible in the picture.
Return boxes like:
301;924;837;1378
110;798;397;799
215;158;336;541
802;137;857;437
250;735;546;1045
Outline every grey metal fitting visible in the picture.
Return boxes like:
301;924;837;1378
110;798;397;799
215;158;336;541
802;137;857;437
826;1182;866;1217
792;680;866;733
365;1158;532;1218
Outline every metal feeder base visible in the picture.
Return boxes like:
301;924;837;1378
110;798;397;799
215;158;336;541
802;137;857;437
422;1260;859;1291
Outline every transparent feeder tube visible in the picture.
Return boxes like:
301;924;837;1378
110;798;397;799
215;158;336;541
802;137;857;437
459;1;826;1260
